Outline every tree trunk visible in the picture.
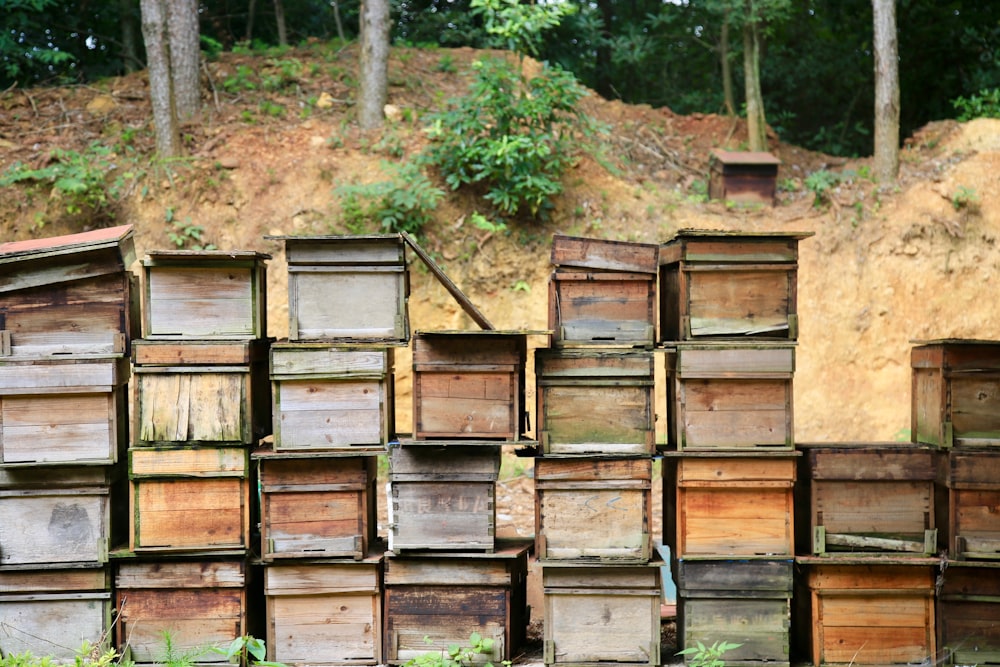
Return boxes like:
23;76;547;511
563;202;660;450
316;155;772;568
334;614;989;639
274;0;288;46
120;0;140;72
593;0;615;99
720;12;735;117
140;0;181;156
358;0;390;130
742;15;767;151
246;0;257;42
872;0;900;182
167;0;201;120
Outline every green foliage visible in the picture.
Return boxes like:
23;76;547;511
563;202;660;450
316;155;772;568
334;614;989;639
677;641;743;667
215;636;286;667
0;0;75;85
435;54;458;73
166;207;216;250
223;65;259;93
0;642;128;667
951;185;980;212
471;0;576;58
402;632;510;667
335;161;443;236
952;88;1000;121
804;169;841;207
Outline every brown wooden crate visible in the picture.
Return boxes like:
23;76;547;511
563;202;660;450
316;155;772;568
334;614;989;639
938;563;1000;665
939;450;1000;559
676;558;793;596
708;151;781;205
548;271;655;347
680;597;790;667
550;235;659;274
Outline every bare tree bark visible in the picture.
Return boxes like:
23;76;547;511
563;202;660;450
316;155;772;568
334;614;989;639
742;14;767;151
120;0;140;73
140;0;181;156
872;0;900;182
274;0;288;46
246;0;257;42
720;14;735;117
167;0;201;120
358;0;390;130
331;1;346;42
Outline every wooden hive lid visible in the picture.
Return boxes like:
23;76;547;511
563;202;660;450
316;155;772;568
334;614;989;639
710;149;782;165
0;224;135;291
143;249;271;266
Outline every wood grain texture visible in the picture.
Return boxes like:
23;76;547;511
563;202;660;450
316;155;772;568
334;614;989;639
144;263;264;338
548;272;655;346
550;235;659;274
0;486;111;566
290;269;407;342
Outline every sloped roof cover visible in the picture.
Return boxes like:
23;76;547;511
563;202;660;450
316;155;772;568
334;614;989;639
0;224;134;262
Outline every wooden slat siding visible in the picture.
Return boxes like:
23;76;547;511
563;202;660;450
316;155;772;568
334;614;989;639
0;226;135;294
0;485;112;566
8;331;126;357
937;563;1000;665
684;267;792;337
548;271;655;347
680;597;790;667
282;236;405;265
939;450;1000;559
0;567;109;592
259;456;376;560
550;235;659;274
1;391;124;465
676;559;793;597
291;268;408;340
134;339;266;365
114;559;250;666
0;587;112;661
0;355;128;392
535;458;652;562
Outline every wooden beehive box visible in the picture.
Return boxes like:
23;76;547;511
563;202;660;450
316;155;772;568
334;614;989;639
665;343;795;451
0;225;136;357
412;331;526;441
912;340;1000;448
796;443;939;556
256;450;377;560
658;229;812;343
543;562;661;667
664;453;796;558
388;445;499;552
548;271;655;347
141;250;269;339
0;355;129;466
677;558;793;667
535;457;652;562
271;343;393;451
798;560;937;667
383;540;529;664
708;150;780;205
937;561;1000;666
270;234;409;343
0;568;111;660
132;339;271;446
114;558;257;666
265;555;384;666
535;349;655;456
129;447;253;553
550;234;659;274
938;449;1000;559
0;465;123;567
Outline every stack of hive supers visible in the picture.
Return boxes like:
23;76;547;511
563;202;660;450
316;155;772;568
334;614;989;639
116;249;273;666
659;230;812;667
0;226;135;660
535;235;662;667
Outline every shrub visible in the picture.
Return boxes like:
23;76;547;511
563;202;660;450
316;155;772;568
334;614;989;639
952;88;1000;121
335;161;444;236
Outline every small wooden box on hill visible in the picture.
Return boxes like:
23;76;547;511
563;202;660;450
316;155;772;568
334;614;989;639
129;447;253;553
382;541;529;664
912;340;1000;448
256;450;378;561
665;343;795;451
708;150;780;205
0;568;111;661
796;443;939;556
535;349;655;456
542;562;662;667
0;224;136;357
270;343;393;452
937;561;1000;666
270;234;409;343
658;230;811;343
937;448;1000;559
535;457;653;562
141;250;269;339
388;445;499;553
677;559;793;667
412;332;527;441
0;355;129;466
664;454;796;558
265;555;384;666
114;558;258;666
132;339;271;446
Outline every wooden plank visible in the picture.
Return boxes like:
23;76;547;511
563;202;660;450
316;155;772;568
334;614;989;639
1;391;122;465
677;487;793;557
549;272;655;346
133;340;261;365
0;592;111;660
402;231;493;330
131;477;249;551
270;345;391;378
389;481;495;552
274;379;387;449
291;269;408;341
0;357;125;392
681;597;790;665
134;369;255;444
550;235;659;274
676;345;795;376
145;266;258;338
0;489;111;566
676;559;793;595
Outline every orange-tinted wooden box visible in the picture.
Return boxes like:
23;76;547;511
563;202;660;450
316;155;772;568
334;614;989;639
938;449;1000;559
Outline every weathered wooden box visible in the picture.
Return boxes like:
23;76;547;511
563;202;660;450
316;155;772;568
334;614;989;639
265;556;384;666
665;343;795;451
115;558;257;665
271;234;409;343
271;343;393;451
0;465;123;567
0;568;111;660
129;447;253;553
677;559;792;667
256;451;377;560
383;541;529;664
708;150;780;205
665;454;796;558
132;339;270;446
937;561;1000;666
548;271;656;347
0;355;129;466
388;445;499;552
543;562;661;667
658;230;811;342
0;225;136;357
798;561;937;667
412;332;526;441
796;443;938;556
912;340;1000;448
550;235;659;274
141;250;269;339
535;349;655;456
938;449;1000;559
535;457;652;562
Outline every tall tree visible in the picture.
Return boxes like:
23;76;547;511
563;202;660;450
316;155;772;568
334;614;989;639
169;0;201;119
872;0;899;181
358;0;390;129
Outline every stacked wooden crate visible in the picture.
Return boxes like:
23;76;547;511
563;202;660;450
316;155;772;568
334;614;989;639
660;230;812;667
115;250;272;666
0;226;135;660
536;235;662;667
